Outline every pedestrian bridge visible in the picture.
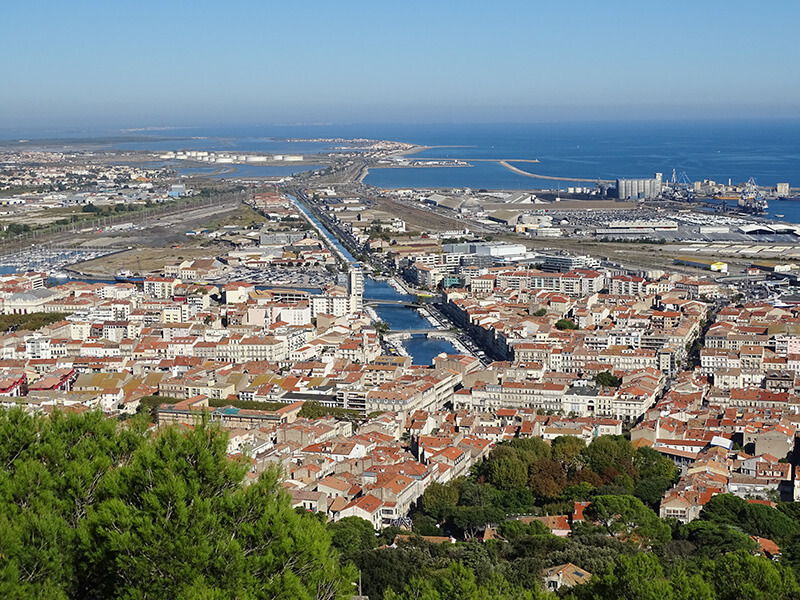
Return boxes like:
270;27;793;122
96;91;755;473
363;298;421;308
384;329;460;339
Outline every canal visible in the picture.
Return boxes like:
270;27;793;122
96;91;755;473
363;279;461;366
291;195;460;365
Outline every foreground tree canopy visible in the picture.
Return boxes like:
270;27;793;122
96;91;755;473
0;408;355;600
6;408;800;600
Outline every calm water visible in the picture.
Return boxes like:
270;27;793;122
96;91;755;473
13;120;796;190
705;197;800;223
292;203;459;364
290;195;358;262
370;304;429;330
365;162;591;190
363;278;459;365
404;335;458;366
362;120;800;190
363;278;415;302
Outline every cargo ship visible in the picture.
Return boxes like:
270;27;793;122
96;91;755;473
737;177;768;214
738;196;768;214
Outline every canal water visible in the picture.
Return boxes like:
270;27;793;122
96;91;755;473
363;279;459;366
291;196;460;365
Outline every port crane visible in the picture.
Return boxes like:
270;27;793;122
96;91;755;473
665;169;696;201
738;177;768;213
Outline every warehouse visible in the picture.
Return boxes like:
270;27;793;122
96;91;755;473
674;257;728;272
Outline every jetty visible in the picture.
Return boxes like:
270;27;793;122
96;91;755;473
499;160;614;184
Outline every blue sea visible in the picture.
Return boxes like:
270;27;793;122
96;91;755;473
8;120;798;187
6;120;800;219
80;120;800;189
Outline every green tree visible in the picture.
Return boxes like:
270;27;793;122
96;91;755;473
580;436;635;479
299;399;327;419
634;446;679;481
80;424;354;599
0;311;70;333
579;553;674;600
354;545;435;600
679;520;757;559
136;394;181;423
487;455;528;491
386;561;546;600
551;435;586;470
778;501;800;524
384;576;441;600
328;516;378;563
710;549;800;600
412;514;442;536
699;493;747;525
741;502;800;542
453;478;496;508
506;437;551;463
422;482;459;521
0;409;355;600
560;481;595;502
490;486;537;514
634;476;674;508
497;519;551;540
594;371;622;388
585;495;671;547
555;318;577;330
698;493;798;542
670;564;717;600
0;409;146;599
435;561;480;600
448;506;505;540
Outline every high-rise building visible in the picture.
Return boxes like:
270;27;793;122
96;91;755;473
347;266;364;311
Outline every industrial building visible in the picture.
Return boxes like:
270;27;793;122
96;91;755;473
472;242;528;260
606;220;677;231
674;257;728;272
596;220;678;237
442;242;528;261
616;173;663;200
168;184;187;198
738;223;800;236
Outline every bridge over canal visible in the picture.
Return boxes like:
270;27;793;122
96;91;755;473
363;298;423;308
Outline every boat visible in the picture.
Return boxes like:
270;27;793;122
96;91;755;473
776;214;785;218
115;269;145;284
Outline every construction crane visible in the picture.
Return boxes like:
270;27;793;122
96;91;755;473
664;169;696;202
738;177;768;213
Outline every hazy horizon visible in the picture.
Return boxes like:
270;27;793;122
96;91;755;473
4;116;800;142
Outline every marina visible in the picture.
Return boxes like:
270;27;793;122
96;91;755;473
0;247;119;280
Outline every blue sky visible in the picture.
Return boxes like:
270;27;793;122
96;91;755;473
2;1;799;129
